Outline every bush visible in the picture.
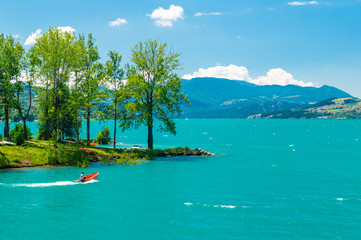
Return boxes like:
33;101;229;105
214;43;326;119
96;126;111;144
0;151;9;168
10;123;32;145
46;144;89;167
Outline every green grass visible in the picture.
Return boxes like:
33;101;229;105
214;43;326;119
0;143;48;167
0;141;209;169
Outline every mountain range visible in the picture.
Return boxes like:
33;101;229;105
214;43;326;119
180;77;353;118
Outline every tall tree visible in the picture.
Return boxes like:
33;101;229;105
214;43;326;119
31;27;79;140
123;39;190;149
0;34;24;138
14;51;36;140
79;33;101;143
104;50;125;149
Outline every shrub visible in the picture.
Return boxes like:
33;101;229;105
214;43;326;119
46;144;89;167
10;123;32;145
0;151;9;168
96;126;111;144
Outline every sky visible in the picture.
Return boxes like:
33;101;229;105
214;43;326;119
1;0;361;97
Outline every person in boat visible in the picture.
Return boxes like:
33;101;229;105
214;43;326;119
80;172;85;182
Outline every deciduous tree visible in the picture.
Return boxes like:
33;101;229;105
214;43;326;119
104;50;125;149
123;39;190;149
0;34;24;138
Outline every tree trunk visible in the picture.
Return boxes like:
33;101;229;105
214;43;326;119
45;106;50;140
114;107;116;149
76;115;79;141
147;122;153;150
4;103;9;139
23;120;28;140
87;108;90;143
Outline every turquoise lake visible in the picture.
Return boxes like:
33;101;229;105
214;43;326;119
1;119;361;239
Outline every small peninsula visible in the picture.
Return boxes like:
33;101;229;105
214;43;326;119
0;140;213;169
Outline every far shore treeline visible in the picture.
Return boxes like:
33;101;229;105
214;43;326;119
0;26;190;149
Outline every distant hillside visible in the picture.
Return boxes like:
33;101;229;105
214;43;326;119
249;98;361;119
181;77;353;118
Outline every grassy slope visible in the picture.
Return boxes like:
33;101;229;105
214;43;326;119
0;143;48;167
257;98;361;119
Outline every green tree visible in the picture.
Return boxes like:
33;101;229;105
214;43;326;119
123;39;190;149
31;27;79;140
10;123;32;145
14;51;36;141
104;50;125;149
95;126;111;144
0;34;24;138
78;33;101;143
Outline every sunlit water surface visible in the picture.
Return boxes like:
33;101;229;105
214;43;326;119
1;119;361;239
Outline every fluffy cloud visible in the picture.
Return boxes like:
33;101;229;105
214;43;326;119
24;27;76;46
182;65;315;87
109;18;128;27
57;26;76;33
250;68;314;87
288;1;319;6
147;5;184;27
183;65;251;81
194;12;222;17
24;29;42;45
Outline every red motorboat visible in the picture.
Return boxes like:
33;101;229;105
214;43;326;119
77;172;99;183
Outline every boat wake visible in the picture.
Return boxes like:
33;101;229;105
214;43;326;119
184;202;237;209
0;180;98;188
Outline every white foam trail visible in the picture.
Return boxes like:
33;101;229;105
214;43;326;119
184;202;236;209
6;180;98;187
336;198;344;201
220;205;236;209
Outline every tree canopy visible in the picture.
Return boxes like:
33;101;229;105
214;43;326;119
122;39;190;149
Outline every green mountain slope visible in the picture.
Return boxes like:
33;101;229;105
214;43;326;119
251;98;361;119
181;77;353;118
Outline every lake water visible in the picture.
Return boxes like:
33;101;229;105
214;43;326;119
1;119;361;239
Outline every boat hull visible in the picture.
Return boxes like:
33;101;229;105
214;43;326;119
77;172;99;183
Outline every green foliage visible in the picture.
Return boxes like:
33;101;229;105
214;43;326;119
123;39;190;149
10;123;32;145
100;152;145;165
0;34;25;138
102;50;126;148
46;144;89;167
31;27;81;140
0;150;9;168
96;126;111;144
78;33;103;142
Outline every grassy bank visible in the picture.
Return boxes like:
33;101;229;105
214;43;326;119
0;141;212;169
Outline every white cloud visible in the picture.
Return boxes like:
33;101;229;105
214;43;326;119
147;5;184;27
194;12;222;17
250;68;314;87
288;1;319;6
24;29;42;46
57;26;76;33
182;65;315;87
109;18;128;27
182;65;251;81
24;26;76;46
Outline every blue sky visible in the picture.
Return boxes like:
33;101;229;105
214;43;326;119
1;0;361;96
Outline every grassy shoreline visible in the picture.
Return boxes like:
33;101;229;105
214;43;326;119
0;141;212;169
